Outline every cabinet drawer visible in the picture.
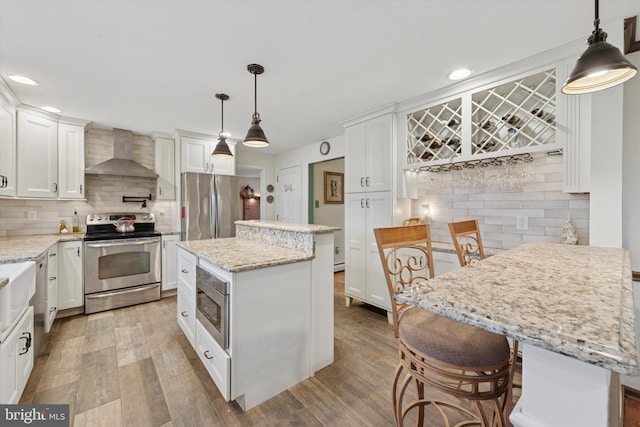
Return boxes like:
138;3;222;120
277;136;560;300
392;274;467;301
177;288;195;347
195;319;230;401
177;248;196;294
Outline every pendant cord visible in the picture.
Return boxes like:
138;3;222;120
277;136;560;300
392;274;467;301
594;0;600;31
254;73;258;115
220;98;224;134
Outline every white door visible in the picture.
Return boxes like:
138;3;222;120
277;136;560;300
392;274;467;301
58;123;85;199
365;191;392;309
344;193;367;300
277;165;301;223
58;241;84;310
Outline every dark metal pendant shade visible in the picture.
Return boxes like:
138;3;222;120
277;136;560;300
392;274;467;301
243;63;269;148
243;113;269;148
212;135;233;157
212;93;233;158
562;0;637;94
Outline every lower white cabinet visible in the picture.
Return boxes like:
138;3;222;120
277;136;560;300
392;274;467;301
195;319;230;399
162;234;179;291
46;246;58;333
176;247;196;346
344;191;392;310
58;241;83;310
433;251;460;276
0;306;34;404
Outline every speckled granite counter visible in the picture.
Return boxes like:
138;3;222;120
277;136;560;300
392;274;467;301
396;242;638;375
177;238;312;272
0;233;85;264
236;220;340;255
431;241;501;256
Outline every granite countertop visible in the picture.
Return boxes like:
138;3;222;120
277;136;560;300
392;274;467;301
235;220;340;234
431;241;501;256
177;237;313;272
396;242;638;375
0;233;85;264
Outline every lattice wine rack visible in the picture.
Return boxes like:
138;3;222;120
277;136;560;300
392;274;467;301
406;97;462;163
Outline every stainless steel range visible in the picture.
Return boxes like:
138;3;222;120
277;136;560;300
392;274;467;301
84;213;162;314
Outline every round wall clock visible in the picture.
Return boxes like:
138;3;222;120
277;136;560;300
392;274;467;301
319;141;330;155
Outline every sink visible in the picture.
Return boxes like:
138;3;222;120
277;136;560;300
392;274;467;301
0;261;36;336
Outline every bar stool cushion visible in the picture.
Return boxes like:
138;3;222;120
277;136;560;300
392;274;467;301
399;308;510;368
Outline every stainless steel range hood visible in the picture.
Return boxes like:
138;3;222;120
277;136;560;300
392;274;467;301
85;128;159;179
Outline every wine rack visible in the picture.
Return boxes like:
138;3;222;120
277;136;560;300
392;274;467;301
406;97;462;163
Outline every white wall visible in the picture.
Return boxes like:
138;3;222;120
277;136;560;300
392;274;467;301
312;157;345;267
235;150;277;220
623;50;640;272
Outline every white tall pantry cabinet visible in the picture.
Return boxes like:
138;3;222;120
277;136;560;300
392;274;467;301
343;110;394;311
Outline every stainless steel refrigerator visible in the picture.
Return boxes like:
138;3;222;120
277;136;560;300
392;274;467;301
181;172;240;241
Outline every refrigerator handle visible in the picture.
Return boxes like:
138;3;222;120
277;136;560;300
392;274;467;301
212;175;219;238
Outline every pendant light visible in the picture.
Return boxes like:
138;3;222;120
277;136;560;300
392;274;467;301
211;93;233;158
562;0;637;95
243;64;269;147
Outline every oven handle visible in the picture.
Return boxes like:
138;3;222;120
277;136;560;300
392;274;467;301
86;239;159;248
85;283;159;299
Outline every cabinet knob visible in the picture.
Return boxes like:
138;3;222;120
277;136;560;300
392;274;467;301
49;253;56;257
80;184;83;194
360;199;365;209
53;182;58;193
204;350;214;360
181;269;189;274
49;276;57;281
50;306;57;312
159;187;163;196
366;177;371;187
366;198;370;208
181;311;188;317
360;177;365;187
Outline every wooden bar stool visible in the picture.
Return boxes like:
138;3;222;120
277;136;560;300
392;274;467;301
449;219;522;394
374;224;513;426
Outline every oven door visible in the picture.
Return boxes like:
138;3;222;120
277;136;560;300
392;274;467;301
196;266;229;350
84;237;161;294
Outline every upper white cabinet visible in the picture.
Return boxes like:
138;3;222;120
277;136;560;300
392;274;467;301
177;131;236;175
0;93;17;197
402;66;562;169
58;241;83;311
17;110;58;198
154;136;176;200
344;113;393;193
57;121;86;199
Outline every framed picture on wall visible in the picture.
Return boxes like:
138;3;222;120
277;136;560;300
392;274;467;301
324;171;344;204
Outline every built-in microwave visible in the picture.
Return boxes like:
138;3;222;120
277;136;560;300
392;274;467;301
196;264;230;350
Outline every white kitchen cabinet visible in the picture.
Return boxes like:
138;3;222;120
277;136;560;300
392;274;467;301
344;191;392;311
0;92;17;197
344;113;393;193
45;246;58;333
176;247;196;346
178;132;236;175
17;110;58;198
161;234;179;291
432;250;460;277
0;306;34;404
57;121;86;199
154;136;176;200
57;241;83;310
195;318;231;399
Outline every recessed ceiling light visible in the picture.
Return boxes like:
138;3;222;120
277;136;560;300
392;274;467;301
8;75;39;86
40;106;62;113
448;68;472;81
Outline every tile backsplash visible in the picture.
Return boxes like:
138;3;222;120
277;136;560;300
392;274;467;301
411;153;590;249
0;128;178;237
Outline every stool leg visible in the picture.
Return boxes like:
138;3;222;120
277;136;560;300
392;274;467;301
415;379;424;427
391;363;404;427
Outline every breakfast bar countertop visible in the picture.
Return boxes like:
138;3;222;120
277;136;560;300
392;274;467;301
396;242;638;375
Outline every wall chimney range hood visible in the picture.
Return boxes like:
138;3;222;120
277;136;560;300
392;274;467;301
85;128;159;179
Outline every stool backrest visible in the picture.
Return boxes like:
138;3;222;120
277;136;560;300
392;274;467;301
448;219;485;267
374;224;434;337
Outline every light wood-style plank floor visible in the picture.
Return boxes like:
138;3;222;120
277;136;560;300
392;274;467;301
20;272;520;426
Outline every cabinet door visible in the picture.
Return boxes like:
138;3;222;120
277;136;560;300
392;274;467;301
58;241;83;310
344;123;367;193
46;247;58;333
210;141;236;175
155;137;176;200
365;115;393;192
195;319;230;400
17;111;58;198
58;123;85;199
344;193;367;300
0;307;34;404
181;136;210;174
433;251;460;277
0;96;17;197
161;235;179;291
365;191;392;309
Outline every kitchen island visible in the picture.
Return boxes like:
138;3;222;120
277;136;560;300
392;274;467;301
177;220;338;411
396;242;637;427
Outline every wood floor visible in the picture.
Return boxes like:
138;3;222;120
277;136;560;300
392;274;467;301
20;272;520;426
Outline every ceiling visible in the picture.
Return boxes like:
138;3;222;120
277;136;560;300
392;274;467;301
1;1;638;155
